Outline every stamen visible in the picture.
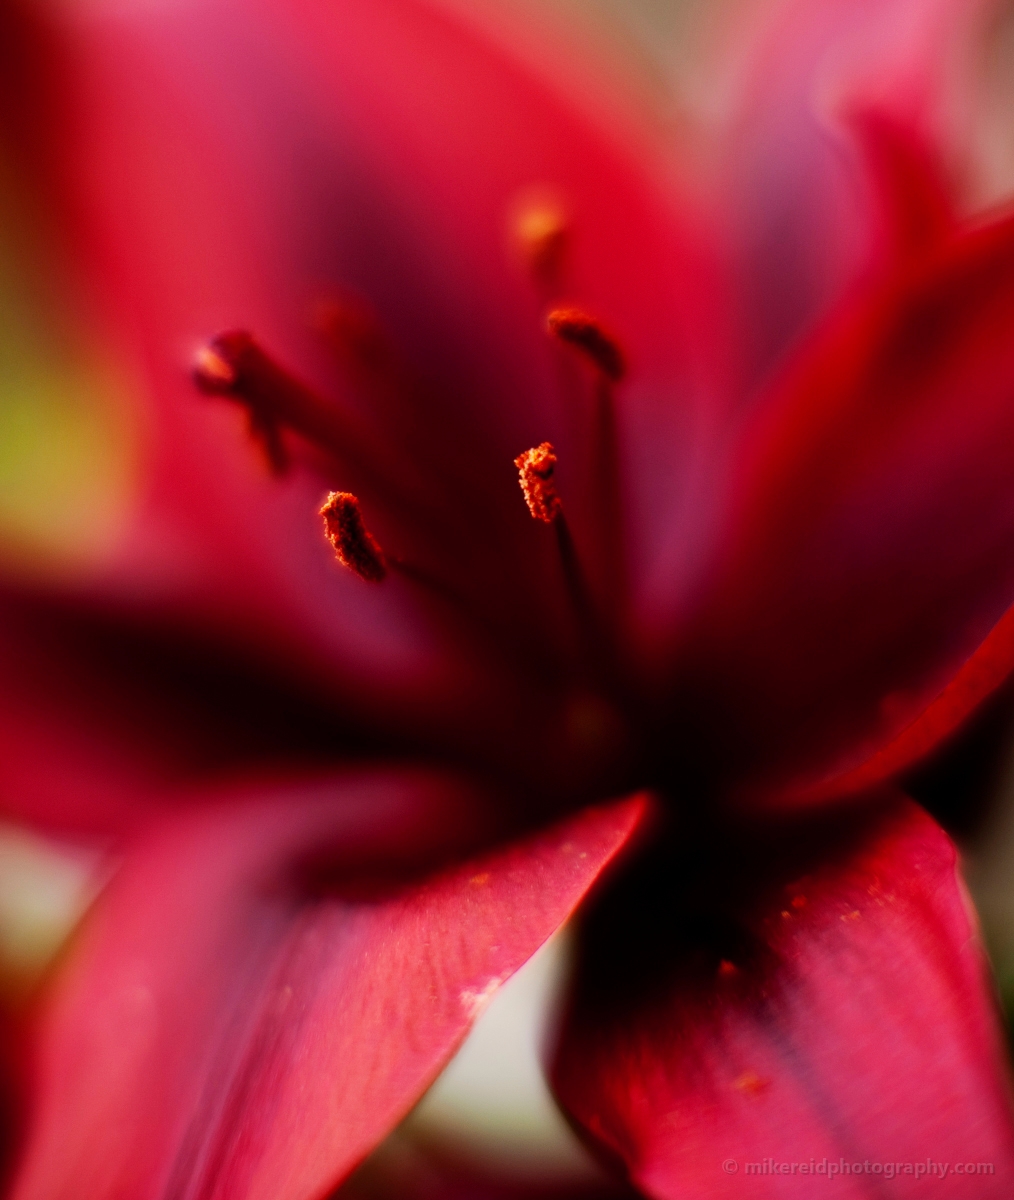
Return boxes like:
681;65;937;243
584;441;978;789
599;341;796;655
546;308;625;381
319;491;387;582
514;200;569;285
194;332;289;473
193;330;373;474
515;442;562;523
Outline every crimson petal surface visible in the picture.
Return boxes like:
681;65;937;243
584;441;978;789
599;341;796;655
13;774;644;1200
553;797;1014;1198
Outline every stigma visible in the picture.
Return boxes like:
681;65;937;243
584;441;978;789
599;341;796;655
547;308;625;381
515;442;562;523
319;491;387;582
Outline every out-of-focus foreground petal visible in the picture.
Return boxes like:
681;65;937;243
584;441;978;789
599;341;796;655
0;585;371;836
11;774;644;1200
553;797;1014;1198
668;211;1014;803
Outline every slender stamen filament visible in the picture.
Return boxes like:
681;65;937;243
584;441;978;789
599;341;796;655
544;308;626;617
320;491;387;582
515;441;608;674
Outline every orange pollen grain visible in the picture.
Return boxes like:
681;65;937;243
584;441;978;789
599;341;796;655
515;442;562;523
734;1071;769;1095
547;308;625;381
319;491;387;582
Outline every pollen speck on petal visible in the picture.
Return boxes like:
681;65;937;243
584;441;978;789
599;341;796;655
319;491;387;582
734;1071;769;1095
547;308;625;381
515;442;562;523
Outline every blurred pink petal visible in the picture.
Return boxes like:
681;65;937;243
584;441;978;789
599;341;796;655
668;211;1014;802
848;108;956;259
13;777;643;1200
1;0;1013;1193
715;0;994;381
553;797;1014;1198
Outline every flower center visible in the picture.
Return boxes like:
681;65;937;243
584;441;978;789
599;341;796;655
190;202;630;719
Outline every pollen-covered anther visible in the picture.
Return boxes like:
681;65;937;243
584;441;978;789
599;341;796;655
515;441;562;523
193;337;244;394
547;308;626;381
515;201;569;282
319;491;387;582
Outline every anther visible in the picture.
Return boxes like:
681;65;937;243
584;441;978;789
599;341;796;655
515;442;562;523
513;444;616;681
193;329;384;480
193;342;240;393
547;308;625;381
514;200;569;285
319;491;387;582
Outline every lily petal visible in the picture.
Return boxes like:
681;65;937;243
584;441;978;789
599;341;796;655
715;0;990;382
636;0;978;640
670;210;1014;803
553;796;1014;1198
848;107;956;260
0;585;377;835
12;773;644;1200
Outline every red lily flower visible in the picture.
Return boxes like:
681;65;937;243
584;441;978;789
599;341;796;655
5;0;1014;1197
